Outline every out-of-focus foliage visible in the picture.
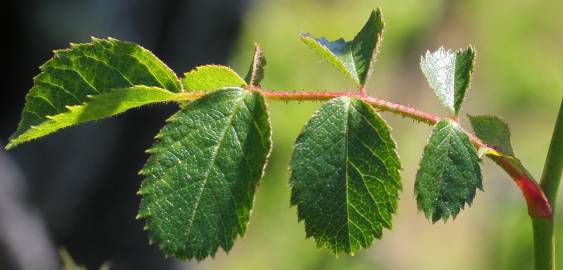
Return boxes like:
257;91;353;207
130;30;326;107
60;249;110;270
192;0;561;269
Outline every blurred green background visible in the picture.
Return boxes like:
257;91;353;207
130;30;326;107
189;0;562;269
2;0;561;269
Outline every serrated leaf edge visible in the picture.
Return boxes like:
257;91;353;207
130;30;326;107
414;119;482;223
6;86;180;150
289;96;401;255
137;87;272;260
420;46;476;115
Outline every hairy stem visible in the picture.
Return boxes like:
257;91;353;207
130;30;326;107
532;99;563;270
261;90;441;124
177;88;552;219
179;90;441;124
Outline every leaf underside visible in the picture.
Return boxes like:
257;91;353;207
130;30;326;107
7;86;179;149
300;9;384;86
181;65;247;91
8;37;181;149
415;119;482;222
290;97;401;255
139;88;272;260
420;46;475;115
245;43;267;86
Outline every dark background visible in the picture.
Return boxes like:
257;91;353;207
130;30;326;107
1;0;561;270
2;1;248;269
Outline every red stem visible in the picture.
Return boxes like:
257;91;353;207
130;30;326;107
179;88;552;218
261;90;441;124
493;157;552;219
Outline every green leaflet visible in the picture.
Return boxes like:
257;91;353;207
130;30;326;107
300;9;384;86
6;86;180;149
244;43;267;86
8;37;181;149
420;46;475;115
138;88;272;260
415;119;482;222
289;97;401;255
181;65;247;91
467;115;528;179
468;115;514;156
59;249;86;270
469;115;553;218
59;249;110;270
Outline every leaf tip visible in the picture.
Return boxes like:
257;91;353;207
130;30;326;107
4;142;16;150
245;42;267;87
372;7;384;24
298;32;311;40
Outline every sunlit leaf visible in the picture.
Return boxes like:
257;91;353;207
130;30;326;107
290;97;401;255
8;37;181;149
420;46;475;115
415;119;482;222
300;9;384;86
139;88;272;260
6;86;180;149
181;65;246;91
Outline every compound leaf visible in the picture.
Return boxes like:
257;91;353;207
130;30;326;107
138;88;272;260
8;37;181;149
289;97;401;255
300;9;384;86
181;65;246;91
415;119;482;222
420;46;475;115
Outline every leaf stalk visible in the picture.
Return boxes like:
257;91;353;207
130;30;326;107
178;89;554;220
